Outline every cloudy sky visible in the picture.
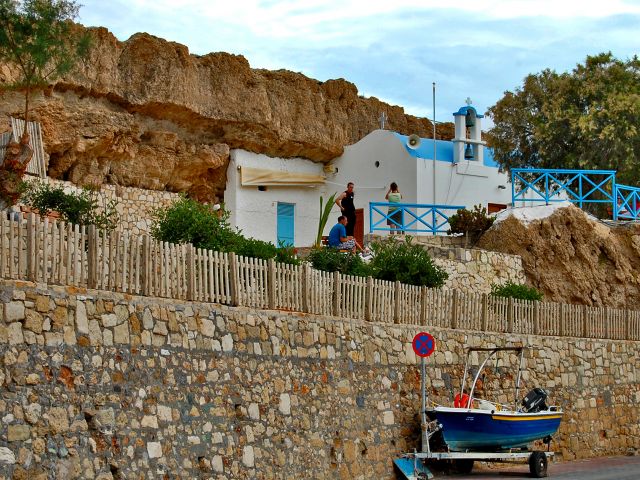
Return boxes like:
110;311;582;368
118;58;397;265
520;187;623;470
78;0;640;126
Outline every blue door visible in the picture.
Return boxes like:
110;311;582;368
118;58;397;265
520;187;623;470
277;202;295;246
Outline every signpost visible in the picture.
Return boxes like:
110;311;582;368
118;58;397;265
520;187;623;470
412;332;436;454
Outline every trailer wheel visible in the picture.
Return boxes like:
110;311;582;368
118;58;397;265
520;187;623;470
454;459;474;474
529;451;548;478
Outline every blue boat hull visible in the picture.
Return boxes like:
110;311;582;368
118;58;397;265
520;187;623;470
432;408;562;451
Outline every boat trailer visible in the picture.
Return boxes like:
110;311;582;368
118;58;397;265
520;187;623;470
395;343;557;478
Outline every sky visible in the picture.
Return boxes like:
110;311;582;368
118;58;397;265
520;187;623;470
77;0;640;127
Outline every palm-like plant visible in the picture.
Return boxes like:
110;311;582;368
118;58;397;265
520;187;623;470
315;193;338;247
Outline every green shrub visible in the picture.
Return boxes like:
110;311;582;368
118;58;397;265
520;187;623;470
234;236;277;261
275;243;301;266
368;236;448;287
152;196;301;265
490;282;543;301
21;180;118;230
447;204;495;245
307;247;370;277
151;196;237;251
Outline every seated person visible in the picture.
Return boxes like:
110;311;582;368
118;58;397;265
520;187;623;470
328;216;362;253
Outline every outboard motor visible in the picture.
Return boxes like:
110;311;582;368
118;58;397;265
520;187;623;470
522;388;549;413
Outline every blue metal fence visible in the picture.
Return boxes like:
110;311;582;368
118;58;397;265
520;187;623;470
511;168;640;221
615;184;640;220
511;168;616;207
369;202;464;235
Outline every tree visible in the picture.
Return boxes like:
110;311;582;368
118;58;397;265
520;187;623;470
487;53;640;185
0;0;90;206
0;0;90;137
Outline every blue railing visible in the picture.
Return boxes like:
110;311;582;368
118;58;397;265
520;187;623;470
511;168;616;207
615;184;640;220
369;202;464;235
511;168;640;221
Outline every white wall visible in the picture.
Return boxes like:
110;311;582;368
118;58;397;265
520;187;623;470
327;130;417;235
416;159;513;208
225;150;324;247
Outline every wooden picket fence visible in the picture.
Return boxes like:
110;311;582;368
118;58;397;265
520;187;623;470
1;213;639;341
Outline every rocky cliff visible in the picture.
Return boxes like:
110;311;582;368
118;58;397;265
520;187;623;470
0;26;452;201
478;204;640;308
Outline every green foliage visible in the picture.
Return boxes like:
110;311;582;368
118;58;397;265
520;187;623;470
21;180;118;230
151;196;237;251
306;247;371;277
487;53;640;185
368;236;448;287
151;196;301;264
0;0;91;126
275;243;301;266
490;282;543;301
447;205;494;245
233;237;277;261
315;193;338;248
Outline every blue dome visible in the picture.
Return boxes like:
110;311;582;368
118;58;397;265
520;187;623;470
453;105;484;118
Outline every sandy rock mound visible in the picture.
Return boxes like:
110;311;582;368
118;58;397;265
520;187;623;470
477;204;640;308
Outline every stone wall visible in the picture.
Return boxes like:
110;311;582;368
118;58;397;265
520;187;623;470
0;279;638;479
366;233;526;294
19;177;182;236
434;247;526;294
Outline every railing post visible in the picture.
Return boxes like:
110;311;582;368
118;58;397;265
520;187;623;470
558;303;564;337
507;297;514;333
267;259;276;309
420;286;428;326
186;244;196;301
624;309;630;341
332;271;341;317
582;305;588;338
605;307;611;339
451;290;458;330
301;263;310;313
533;301;540;335
229;252;239;307
365;276;373;322
87;225;98;289
142;235;151;296
393;280;401;324
481;293;488;331
26;213;36;281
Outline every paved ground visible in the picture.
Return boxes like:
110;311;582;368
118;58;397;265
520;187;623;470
433;455;640;479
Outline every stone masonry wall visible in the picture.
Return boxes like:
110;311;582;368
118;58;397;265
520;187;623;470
0;279;638;479
366;234;526;294
19;177;182;236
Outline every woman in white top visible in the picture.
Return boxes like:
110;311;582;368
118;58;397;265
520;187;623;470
385;182;402;234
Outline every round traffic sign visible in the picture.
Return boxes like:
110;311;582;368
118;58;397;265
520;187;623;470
412;332;436;357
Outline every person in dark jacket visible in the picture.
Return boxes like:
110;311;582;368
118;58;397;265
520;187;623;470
335;182;356;236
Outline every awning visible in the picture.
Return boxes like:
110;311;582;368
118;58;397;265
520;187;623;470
240;166;325;186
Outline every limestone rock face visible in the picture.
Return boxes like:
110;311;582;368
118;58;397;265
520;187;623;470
477;205;640;308
0;26;452;201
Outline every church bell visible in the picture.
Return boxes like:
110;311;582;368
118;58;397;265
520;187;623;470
464;143;474;160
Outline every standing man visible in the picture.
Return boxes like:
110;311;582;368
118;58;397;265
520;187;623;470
335;182;356;236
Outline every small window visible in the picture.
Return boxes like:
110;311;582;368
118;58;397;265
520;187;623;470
258;186;267;191
375;161;380;168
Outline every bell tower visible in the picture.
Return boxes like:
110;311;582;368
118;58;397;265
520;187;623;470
453;98;486;164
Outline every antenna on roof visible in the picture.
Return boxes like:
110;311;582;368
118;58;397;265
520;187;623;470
378;111;388;129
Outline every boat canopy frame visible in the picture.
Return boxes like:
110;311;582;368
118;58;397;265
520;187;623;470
459;346;525;412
